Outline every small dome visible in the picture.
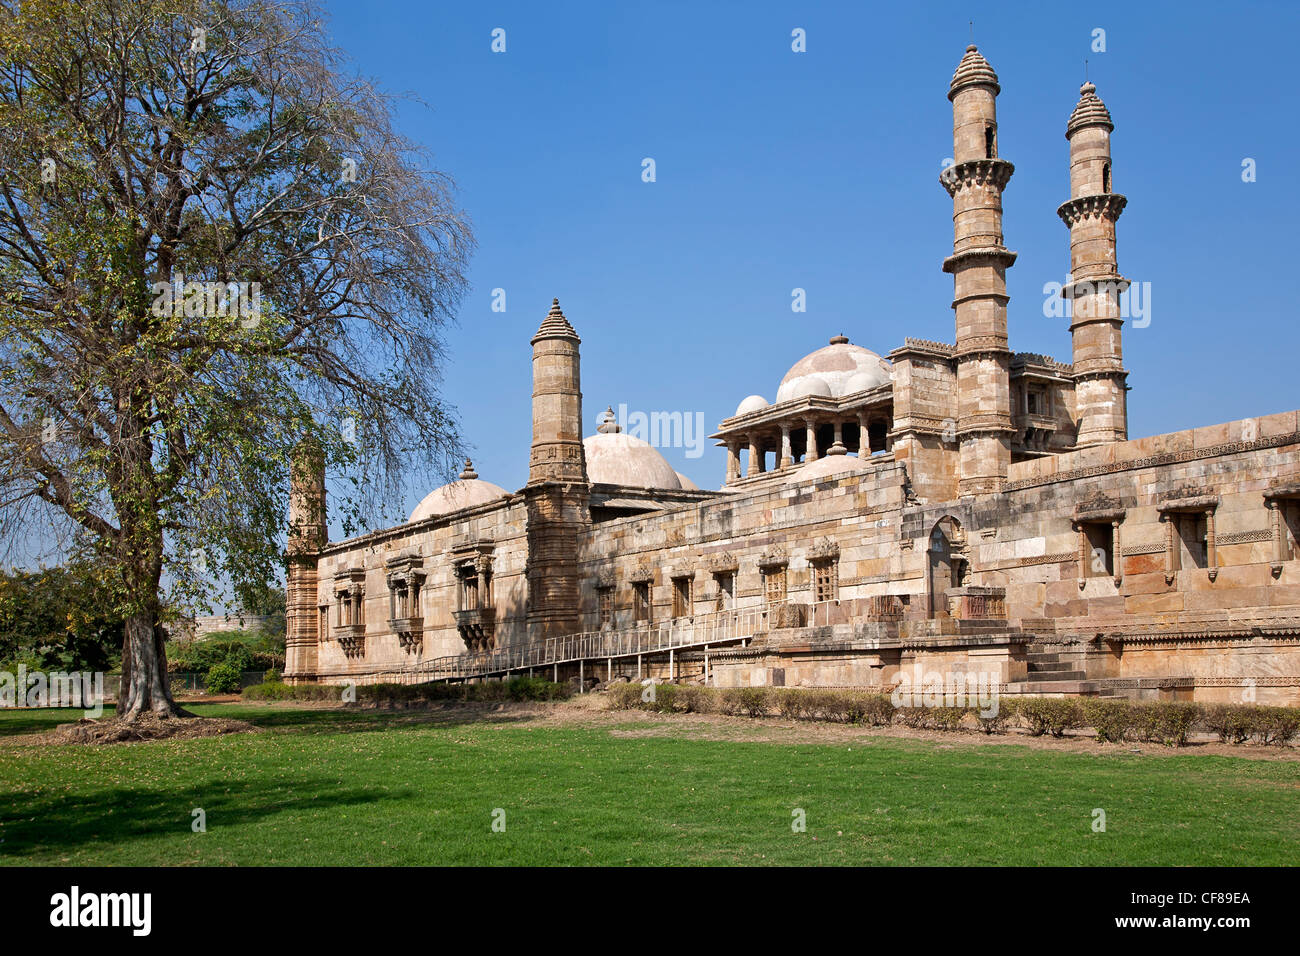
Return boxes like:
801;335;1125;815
786;454;873;485
786;376;833;400
1066;81;1114;137
735;394;770;417
409;459;508;522
674;471;699;490
843;370;883;394
584;431;682;490
775;337;892;404
949;44;1000;100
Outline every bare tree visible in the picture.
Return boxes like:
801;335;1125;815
0;0;474;717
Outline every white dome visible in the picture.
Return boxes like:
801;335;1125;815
584;431;682;490
735;394;770;416
785;453;873;485
409;460;508;522
844;370;883;394
775;336;892;404
674;471;699;490
785;376;833;400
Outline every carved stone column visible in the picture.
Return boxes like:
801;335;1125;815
779;425;792;470
726;441;741;484
804;419;818;462
828;420;847;456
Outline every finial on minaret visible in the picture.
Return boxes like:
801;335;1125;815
458;458;478;480
829;334;849;345
532;296;579;344
596;405;621;434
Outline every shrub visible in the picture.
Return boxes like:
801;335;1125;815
1019;697;1081;738
775;688;806;719
608;682;644;710
1256;706;1300;746
894;706;931;729
931;706;969;732
718;688;747;716
262;668;281;683
860;694;895;727
1201;704;1253;744
737;686;770;718
204;660;242;694
1082;699;1132;743
676;685;715;714
976;696;1014;734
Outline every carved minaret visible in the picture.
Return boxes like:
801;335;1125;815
942;45;1016;496
525;299;589;643
1059;81;1128;446
284;439;326;684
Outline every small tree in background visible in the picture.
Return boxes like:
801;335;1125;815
0;0;474;718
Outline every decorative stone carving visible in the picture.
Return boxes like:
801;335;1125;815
628;563;655;584
705;551;739;574
807;538;841;562
757;546;788;570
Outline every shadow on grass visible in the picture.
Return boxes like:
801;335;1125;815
0;775;402;861
189;702;543;736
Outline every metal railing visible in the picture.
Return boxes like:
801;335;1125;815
396;604;771;684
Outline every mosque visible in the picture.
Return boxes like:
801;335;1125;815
284;46;1300;703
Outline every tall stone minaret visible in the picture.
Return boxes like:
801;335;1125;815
285;439;326;684
525;299;589;643
1058;81;1128;446
942;45;1017;496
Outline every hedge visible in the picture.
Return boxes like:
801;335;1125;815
601;682;1300;747
242;676;572;706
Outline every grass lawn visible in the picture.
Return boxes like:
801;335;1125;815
1;702;1297;866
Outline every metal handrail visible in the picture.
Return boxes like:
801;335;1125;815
396;603;770;684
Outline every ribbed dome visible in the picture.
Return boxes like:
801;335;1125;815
584;432;682;490
1066;81;1114;137
409;459;508;522
531;298;579;344
949;44;1000;100
775;337;892;404
786;454;873;485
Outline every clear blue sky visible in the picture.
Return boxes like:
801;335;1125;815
323;0;1297;525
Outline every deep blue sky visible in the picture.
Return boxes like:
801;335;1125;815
323;0;1297;524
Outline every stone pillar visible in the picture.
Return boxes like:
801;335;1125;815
1205;508;1217;581
526;298;590;643
726;441;741;484
747;435;760;476
804;419;818;462
857;411;870;455
942;45;1016;496
779;425;793;469
828;420;846;456
1059;82;1128;446
285;439;326;684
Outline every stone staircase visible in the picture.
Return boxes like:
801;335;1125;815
1014;647;1093;695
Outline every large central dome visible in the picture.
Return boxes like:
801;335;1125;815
775;335;892;404
584;407;683;490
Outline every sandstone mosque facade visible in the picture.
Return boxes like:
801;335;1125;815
285;47;1300;704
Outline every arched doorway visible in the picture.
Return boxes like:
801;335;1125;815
927;517;967;619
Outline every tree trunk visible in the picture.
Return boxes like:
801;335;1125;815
117;572;191;719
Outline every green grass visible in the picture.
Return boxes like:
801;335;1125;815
1;703;1297;865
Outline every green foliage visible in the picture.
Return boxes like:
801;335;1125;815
737;687;770;718
1018;697;1082;738
1081;699;1132;743
204;661;242;694
0;562;123;672
167;633;281;675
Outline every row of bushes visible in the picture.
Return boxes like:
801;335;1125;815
243;675;572;706
606;683;1300;747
